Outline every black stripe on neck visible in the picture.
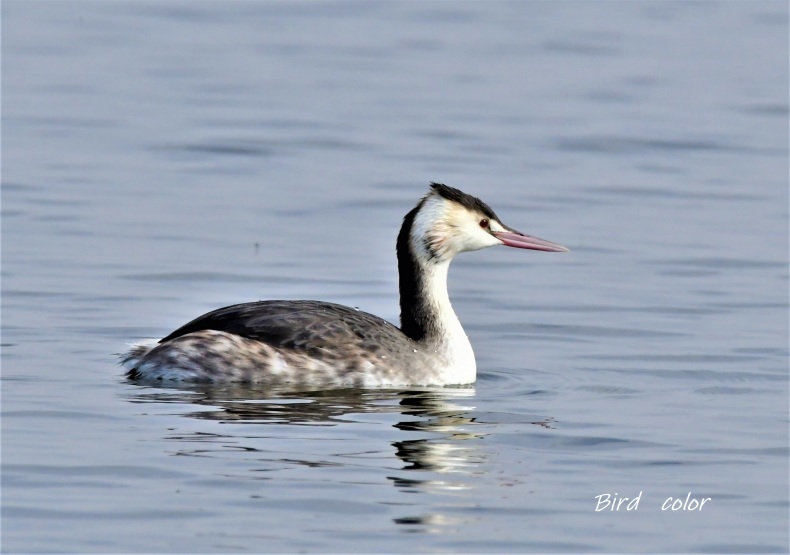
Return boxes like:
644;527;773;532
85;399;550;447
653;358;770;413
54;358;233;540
396;202;436;341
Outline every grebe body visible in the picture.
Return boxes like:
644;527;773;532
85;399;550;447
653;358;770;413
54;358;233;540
122;183;567;386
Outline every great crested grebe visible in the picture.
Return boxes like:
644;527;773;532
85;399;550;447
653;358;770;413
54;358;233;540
122;183;568;386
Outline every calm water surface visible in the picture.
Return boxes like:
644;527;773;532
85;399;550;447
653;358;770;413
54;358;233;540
2;1;788;553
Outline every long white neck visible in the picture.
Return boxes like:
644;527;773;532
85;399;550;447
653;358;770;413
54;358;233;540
396;199;476;384
413;259;476;383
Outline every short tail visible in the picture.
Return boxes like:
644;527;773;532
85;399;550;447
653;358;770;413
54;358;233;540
120;339;158;377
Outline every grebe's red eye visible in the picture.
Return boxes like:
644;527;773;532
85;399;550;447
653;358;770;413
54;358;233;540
479;218;489;229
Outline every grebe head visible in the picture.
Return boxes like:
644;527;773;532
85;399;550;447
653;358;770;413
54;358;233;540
409;182;568;264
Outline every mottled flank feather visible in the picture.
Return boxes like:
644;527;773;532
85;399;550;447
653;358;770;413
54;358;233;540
125;328;439;386
123;302;446;386
120;339;158;371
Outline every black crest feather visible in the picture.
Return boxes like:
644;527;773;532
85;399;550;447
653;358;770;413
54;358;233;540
429;182;498;219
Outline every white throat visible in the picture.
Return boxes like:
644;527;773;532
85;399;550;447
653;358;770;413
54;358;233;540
408;235;476;385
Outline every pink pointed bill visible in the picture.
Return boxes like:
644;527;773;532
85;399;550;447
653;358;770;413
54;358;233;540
492;230;569;252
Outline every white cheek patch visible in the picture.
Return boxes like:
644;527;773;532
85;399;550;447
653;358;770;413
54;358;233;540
411;195;506;259
458;214;504;251
412;196;452;260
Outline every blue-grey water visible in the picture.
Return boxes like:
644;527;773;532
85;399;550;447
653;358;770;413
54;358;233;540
2;1;788;553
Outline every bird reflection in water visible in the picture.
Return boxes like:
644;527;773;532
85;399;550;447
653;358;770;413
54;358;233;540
123;384;555;534
125;384;481;427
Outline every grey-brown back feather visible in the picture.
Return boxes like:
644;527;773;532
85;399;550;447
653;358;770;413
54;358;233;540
159;300;406;354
